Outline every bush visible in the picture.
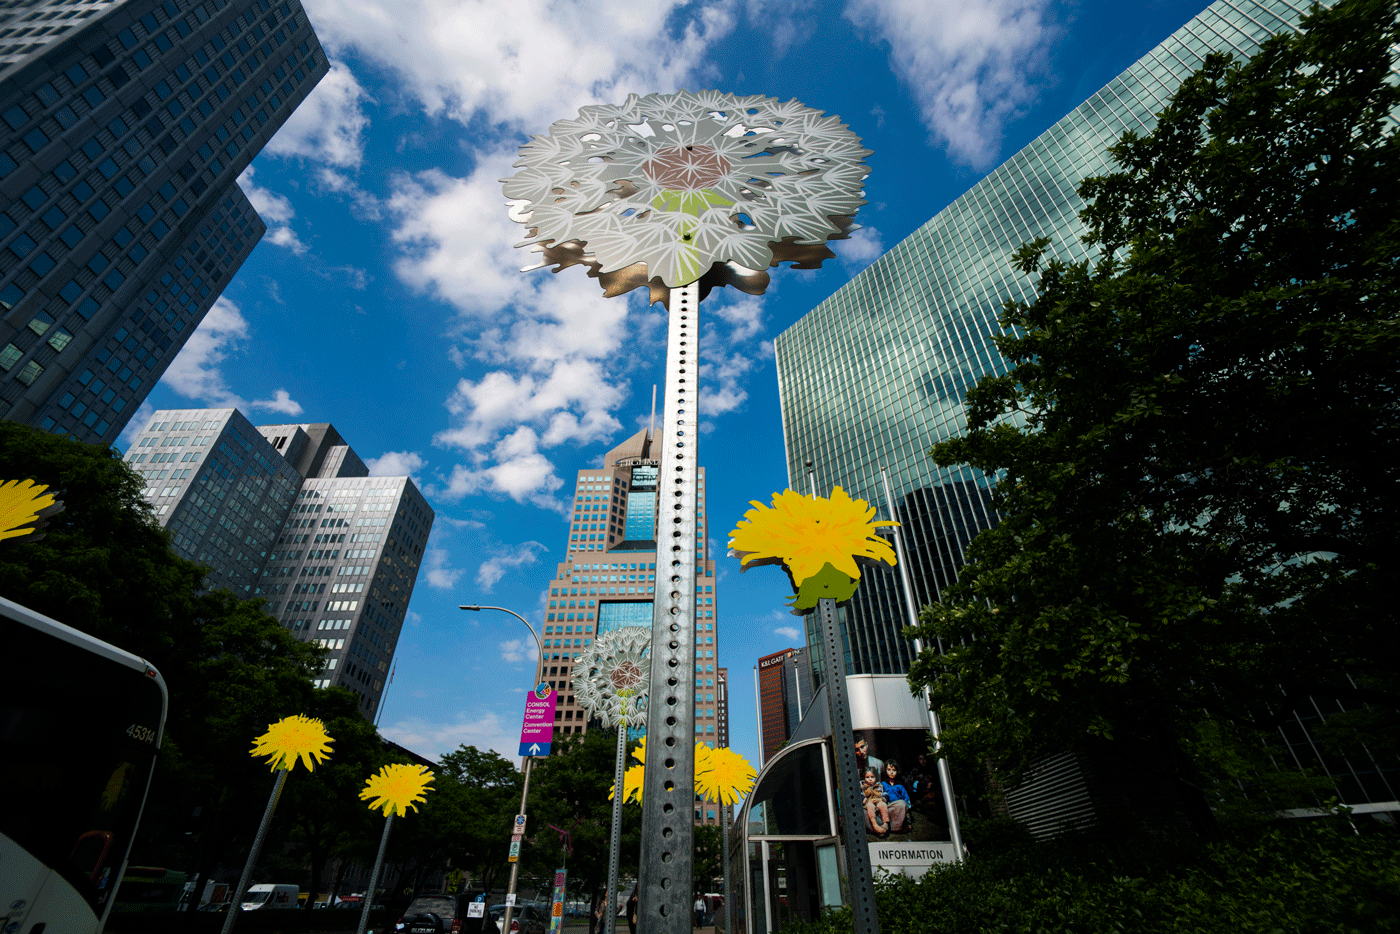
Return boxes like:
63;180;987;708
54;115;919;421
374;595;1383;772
782;820;1400;934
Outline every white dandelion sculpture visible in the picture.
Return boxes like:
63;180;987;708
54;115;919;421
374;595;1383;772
502;90;871;302
572;628;651;728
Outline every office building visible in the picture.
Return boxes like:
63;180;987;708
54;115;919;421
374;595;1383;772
123;408;434;717
535;426;729;825
770;0;1398;822
0;0;327;443
754;646;812;765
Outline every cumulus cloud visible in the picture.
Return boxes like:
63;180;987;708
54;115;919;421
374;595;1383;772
424;545;464;590
264;59;371;168
775;626;802;640
366;450;427;479
161;297;304;414
238;166;307;253
498;637;536;665
845;0;1055;167
303;0;738;134
379;710;517;761
476;540;549;591
834;225;884;273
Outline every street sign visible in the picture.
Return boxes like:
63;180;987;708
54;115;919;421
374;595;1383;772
518;683;557;757
508;840;521;863
467;903;485;919
514;814;527;832
505;894;517;907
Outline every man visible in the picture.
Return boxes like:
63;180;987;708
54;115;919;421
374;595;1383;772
694;895;705;927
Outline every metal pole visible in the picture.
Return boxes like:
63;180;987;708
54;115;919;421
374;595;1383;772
752;666;764;767
638;281;701;934
604;723;628;934
879;469;964;861
815;596;880;934
459;605;545;934
720;803;733;934
502;756;535;933
220;768;289;934
356;814;395;934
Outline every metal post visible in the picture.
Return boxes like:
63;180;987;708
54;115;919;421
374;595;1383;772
503;756;535;933
815;597;880;934
356;814;395;934
752;665;764;767
879;470;964;861
720;803;733;934
458;605;545;934
604;723;628;934
639;281;701;934
221;768;289;934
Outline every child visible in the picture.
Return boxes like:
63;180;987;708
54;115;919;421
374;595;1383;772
861;768;890;835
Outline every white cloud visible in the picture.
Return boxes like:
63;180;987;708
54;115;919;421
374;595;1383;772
117;400;155;450
834;226;884;273
366;450;427;479
498;637;536;665
265;59;371;168
303;0;738;136
845;0;1055;167
160;296;304;414
476;540;549;591
238;166;307;254
775;626;801;640
424;546;464;590
379;710;517;761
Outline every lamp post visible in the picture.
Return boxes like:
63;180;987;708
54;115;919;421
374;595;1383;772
460;604;543;934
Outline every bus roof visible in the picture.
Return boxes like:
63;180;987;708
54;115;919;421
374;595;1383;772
0;594;166;694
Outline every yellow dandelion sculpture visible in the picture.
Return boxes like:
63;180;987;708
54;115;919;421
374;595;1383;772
249;715;334;772
360;763;434;818
696;746;757;806
0;479;63;543
728;486;897;610
614;740;728;805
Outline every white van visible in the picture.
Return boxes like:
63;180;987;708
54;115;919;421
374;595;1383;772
241;884;300;910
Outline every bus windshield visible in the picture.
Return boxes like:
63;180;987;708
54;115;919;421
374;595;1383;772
0;598;167;926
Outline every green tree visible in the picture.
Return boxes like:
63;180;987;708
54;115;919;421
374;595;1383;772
434;745;524;896
526;731;641;922
693;825;724;894
0;423;326;878
910;0;1400;812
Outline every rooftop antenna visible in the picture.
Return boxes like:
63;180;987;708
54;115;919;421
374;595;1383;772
648;385;657;454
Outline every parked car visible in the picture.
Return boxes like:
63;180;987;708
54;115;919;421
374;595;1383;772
394;895;479;934
488;904;547;934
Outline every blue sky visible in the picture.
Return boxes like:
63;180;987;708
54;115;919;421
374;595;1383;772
121;0;1209;769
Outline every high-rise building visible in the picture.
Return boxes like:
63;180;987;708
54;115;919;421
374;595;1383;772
535;427;729;825
0;0;327;443
772;0;1398;817
754;646;812;765
123;408;434;717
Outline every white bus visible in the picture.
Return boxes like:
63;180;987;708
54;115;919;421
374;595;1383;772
0;595;168;934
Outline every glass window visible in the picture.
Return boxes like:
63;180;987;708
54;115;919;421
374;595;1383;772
16;360;43;385
0;344;22;371
26;312;52;336
48;329;72;352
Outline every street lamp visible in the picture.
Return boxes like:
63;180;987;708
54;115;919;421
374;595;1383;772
460;604;542;934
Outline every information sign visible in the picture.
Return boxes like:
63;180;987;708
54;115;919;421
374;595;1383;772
467;903;485;918
508;840;521;862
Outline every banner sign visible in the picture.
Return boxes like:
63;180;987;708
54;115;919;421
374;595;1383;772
519;683;557;757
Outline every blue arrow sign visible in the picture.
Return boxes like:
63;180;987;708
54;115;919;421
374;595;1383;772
520;740;551;757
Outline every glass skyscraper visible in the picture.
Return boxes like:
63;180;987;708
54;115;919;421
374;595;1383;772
775;0;1323;685
0;0;327;443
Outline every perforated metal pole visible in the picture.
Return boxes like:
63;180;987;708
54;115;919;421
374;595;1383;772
221;768;289;934
816;597;880;934
720;803;734;934
638;281;701;934
356;814;395;934
604;723;628;934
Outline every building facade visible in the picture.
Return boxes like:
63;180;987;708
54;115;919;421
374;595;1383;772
754;646;812;766
535;427;729;825
772;0;1398;819
0;0;327;443
124;408;433;717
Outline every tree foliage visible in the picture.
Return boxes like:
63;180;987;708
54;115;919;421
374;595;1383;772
909;0;1400;805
